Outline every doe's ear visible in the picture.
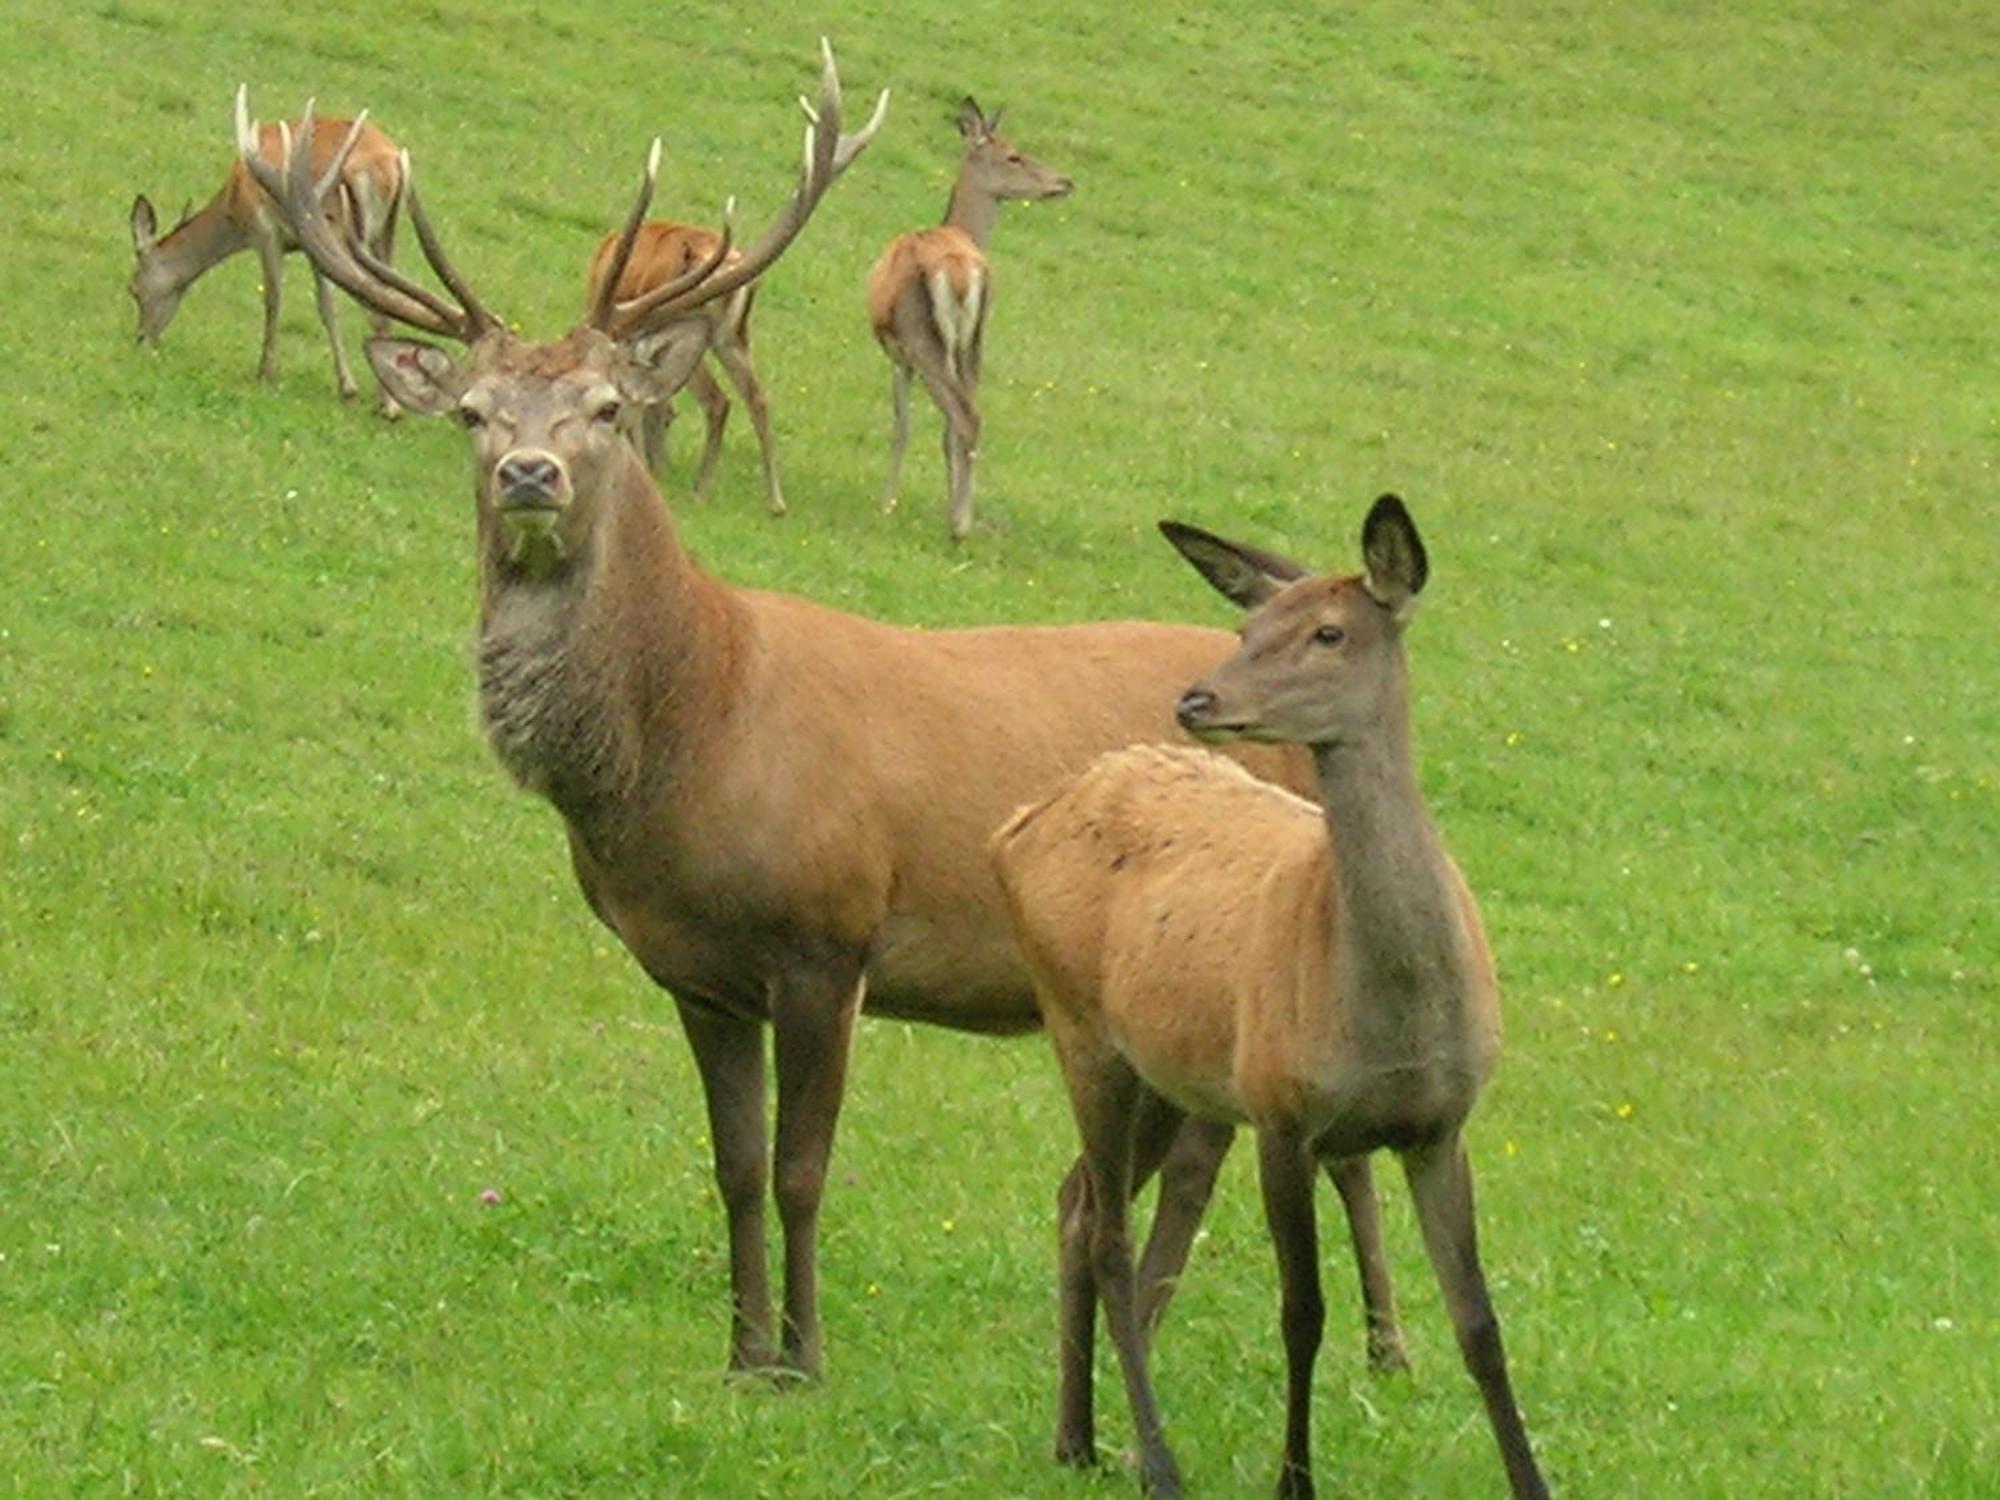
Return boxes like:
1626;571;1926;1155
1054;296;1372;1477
130;194;158;250
1360;494;1428;619
365;336;468;417
1158;520;1312;612
956;96;989;141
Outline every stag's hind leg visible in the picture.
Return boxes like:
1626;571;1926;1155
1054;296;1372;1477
683;362;732;499
880;360;912;513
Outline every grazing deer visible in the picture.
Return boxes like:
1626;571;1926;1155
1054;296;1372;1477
867;97;1072;539
130;98;405;415
583;220;787;513
993;497;1550;1499
235;49;1398;1386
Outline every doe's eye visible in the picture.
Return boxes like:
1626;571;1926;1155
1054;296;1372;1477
1312;623;1346;646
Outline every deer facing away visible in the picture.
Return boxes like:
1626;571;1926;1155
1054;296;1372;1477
583;220;787;514
992;497;1551;1499
130;102;405;416
867;97;1072;539
232;48;1400;1385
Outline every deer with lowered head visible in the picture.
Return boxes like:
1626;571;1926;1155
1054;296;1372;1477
583;218;787;513
993;497;1551;1499
867;96;1072;539
234;48;1406;1385
131;97;405;415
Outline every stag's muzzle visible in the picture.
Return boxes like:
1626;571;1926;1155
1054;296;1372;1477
494;450;567;511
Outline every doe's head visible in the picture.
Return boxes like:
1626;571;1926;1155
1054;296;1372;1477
1163;495;1429;749
956;96;1073;202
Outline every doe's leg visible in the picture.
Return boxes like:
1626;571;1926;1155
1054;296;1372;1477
1326;1154;1408;1372
1258;1127;1324;1500
1402;1138;1550;1500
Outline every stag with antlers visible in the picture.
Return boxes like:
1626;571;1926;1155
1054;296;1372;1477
235;49;1409;1394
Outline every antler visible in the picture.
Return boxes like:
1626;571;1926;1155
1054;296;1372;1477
234;86;503;344
598;38;889;340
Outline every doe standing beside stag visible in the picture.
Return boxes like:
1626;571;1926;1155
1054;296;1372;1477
230;45;1405;1387
993;497;1551;1498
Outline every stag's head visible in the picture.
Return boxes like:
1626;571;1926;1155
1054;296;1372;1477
236;44;888;573
1163;496;1429;749
956;97;1073;203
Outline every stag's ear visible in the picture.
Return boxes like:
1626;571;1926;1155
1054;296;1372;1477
1158;520;1312;611
956;96;989;141
621;324;711;404
130;194;158;250
1360;494;1428;619
365;336;467;416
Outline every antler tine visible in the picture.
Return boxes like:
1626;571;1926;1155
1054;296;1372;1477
611;40;887;336
588;138;664;330
605;198;737;337
232;85;497;344
399;158;502;339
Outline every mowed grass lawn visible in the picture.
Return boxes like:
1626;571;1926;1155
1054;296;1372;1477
3;1;1994;1494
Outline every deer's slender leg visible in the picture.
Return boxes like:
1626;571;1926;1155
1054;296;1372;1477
1056;1032;1183;1498
310;266;360;399
769;964;866;1379
710;335;785;516
1326;1153;1408;1372
1402;1138;1549;1500
911;361;978;541
684;361;732;499
674;995;777;1373
254;233;285;383
1134;1112;1231;1344
1259;1126;1324;1500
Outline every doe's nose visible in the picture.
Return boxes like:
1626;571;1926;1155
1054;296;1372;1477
496;451;563;506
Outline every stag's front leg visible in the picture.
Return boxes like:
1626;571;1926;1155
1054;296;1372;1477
770;963;867;1380
310;266;361;400
674;995;777;1373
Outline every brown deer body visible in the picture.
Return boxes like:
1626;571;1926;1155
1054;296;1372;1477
993;499;1550;1499
867;97;1072;539
131;104;404;414
235;51;1400;1386
583;220;785;513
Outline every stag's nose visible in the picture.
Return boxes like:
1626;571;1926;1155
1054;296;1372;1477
495;451;565;508
1175;687;1217;731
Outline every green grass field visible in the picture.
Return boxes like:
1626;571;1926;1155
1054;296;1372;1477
3;1;1995;1494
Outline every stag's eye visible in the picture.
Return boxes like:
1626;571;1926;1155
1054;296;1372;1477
591;400;623;426
1312;623;1346;646
456;403;487;431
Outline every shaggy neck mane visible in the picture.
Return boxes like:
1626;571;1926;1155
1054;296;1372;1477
474;450;744;852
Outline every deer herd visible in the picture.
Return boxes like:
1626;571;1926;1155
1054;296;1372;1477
127;41;1552;1500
